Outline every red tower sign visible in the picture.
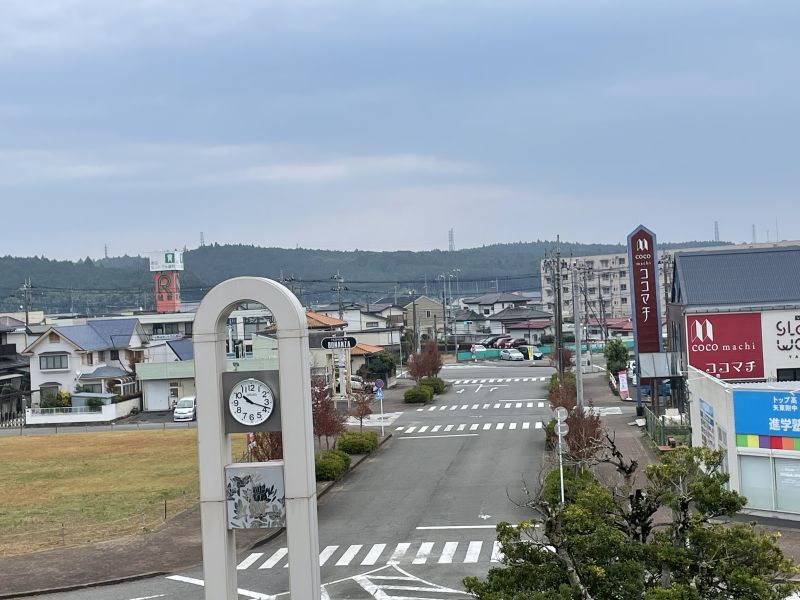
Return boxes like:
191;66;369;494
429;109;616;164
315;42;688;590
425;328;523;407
627;225;663;354
155;271;181;313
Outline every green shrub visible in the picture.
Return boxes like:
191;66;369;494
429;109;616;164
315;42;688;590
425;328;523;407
420;377;446;394
329;448;352;470
85;396;104;409
338;431;379;454
544;418;557;450
315;449;349;481
404;385;433;403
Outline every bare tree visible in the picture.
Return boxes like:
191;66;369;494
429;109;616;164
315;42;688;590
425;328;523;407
350;393;373;432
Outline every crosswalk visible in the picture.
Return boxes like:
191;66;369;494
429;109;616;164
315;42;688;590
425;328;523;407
450;377;548;384
417;401;546;412
238;540;504;571
398;421;544;435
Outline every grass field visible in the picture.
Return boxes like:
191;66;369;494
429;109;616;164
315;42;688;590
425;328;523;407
0;429;245;553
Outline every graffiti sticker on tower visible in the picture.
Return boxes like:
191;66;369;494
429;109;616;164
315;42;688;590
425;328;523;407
686;312;763;380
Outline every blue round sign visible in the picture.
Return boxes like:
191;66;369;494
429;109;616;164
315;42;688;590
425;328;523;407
374;378;384;390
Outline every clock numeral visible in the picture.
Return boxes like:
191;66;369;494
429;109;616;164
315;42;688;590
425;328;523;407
249;383;255;392
233;400;239;406
249;413;254;421
256;412;262;420
235;392;242;399
236;407;242;414
262;391;268;399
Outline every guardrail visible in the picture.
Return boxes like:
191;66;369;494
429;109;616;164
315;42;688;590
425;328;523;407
29;406;102;415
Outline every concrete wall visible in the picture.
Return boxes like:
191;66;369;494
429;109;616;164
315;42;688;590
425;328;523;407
26;397;141;425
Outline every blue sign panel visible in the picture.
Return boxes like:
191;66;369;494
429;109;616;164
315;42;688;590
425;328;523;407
374;390;384;400
733;389;800;437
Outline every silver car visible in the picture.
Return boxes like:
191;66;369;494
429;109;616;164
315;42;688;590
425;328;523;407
173;396;197;422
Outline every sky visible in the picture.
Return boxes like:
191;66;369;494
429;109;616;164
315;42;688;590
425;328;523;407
1;0;799;259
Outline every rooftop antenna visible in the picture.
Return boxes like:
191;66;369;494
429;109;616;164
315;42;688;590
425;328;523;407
752;224;756;243
448;228;455;252
104;244;109;259
200;231;205;247
714;221;719;242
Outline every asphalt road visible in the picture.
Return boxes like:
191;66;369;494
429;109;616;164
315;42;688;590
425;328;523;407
20;363;556;600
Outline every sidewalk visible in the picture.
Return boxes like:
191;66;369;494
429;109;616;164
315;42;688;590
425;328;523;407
582;369;800;563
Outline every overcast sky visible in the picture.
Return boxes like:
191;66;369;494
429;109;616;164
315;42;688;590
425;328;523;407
2;1;798;259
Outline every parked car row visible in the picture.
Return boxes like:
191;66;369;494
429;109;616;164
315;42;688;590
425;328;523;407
471;339;544;361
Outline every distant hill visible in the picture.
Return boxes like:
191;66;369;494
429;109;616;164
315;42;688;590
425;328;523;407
0;240;727;313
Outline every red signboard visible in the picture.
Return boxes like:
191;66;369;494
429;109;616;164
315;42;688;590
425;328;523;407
627;226;662;354
686;312;764;380
155;271;181;313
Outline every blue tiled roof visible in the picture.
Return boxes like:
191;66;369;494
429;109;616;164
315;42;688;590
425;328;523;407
56;318;139;351
167;338;194;361
674;246;800;307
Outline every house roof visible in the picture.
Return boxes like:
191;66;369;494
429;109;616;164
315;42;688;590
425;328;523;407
371;294;439;307
350;342;385;356
57;318;141;351
453;308;482;321
79;366;130;380
306;311;347;329
0;316;25;332
487;307;553;322
167;338;194;361
508;319;552;330
674;246;800;307
463;293;529;305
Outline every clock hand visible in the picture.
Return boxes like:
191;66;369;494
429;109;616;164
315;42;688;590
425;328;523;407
244;396;270;410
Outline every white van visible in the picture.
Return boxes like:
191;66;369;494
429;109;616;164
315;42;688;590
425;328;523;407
173;396;197;422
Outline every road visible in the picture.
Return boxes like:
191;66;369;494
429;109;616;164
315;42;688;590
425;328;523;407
20;363;555;600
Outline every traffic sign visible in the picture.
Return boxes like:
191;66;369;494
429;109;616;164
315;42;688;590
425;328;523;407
555;422;569;437
374;390;384;400
321;336;357;350
374;378;384;390
554;407;569;422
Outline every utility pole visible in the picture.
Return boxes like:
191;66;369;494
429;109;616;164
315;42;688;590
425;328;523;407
571;262;584;409
597;273;606;343
660;254;673;351
543;238;565;377
19;279;31;327
441;288;448;354
583;266;591;364
410;291;420;353
331;271;346;321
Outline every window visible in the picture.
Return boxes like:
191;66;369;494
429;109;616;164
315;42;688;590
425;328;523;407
483;308;491;315
110;350;120;361
40;384;59;400
426;310;432;319
621;297;628;304
152;323;178;335
620;284;627;291
602;287;611;295
586;260;594;269
775;459;800;512
83;383;102;394
97;351;105;362
184;322;193;336
600;260;609;268
588;287;597;295
365;321;379;328
48;332;60;343
778;368;800;381
601;273;610;280
619;270;627;277
40;354;68;370
740;455;772;509
618;258;625;266
86;352;94;366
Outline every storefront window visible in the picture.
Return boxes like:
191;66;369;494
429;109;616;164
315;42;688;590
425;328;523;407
739;455;772;509
775;459;800;512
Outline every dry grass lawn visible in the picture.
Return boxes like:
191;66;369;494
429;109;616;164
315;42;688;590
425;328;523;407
0;430;246;543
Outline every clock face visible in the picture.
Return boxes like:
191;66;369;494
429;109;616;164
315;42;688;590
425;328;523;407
228;378;274;426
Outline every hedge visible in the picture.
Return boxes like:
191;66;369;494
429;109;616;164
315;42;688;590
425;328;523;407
338;431;379;455
315;449;350;481
404;385;433;403
420;377;446;394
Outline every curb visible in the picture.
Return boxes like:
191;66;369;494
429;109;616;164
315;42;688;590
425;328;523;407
2;433;394;599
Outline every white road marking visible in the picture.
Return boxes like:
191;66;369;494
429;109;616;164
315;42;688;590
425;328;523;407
516;402;522;408
428;407;436;412
418;425;429;433
480;379;487;383
493;403;500;408
449;405;458;411
413;542;435;564
438;541;459;564
539;401;546;408
483;403;489;409
415;525;498;529
166;575;274;599
417;408;423;412
439;405;447;411
514;378;520;382
510;422;517;430
444;424;454;432
483;423;491;430
395;426;405;431
401;434;478;439
470;424;479;431
389;542;411;563
474;384;483;393
361;543;386;566
504;402;512;409
471;404;478;409
461;404;468;409
489;386;498;392
457;424;466;431
527;402;534;408
431;425;442;433
128;596;166;600
523;422;530;429
405;426;416;433
465;541;483;563
496;422;505;430
456;388;465;394
336;544;363;566
491;540;504;562
535;421;543;429
319;545;339;566
237;552;263;570
260;548;288;569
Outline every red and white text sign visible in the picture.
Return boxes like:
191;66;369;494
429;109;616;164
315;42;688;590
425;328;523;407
686;312;764;380
627;226;662;354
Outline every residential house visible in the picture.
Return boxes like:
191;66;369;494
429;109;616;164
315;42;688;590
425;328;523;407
453;308;481;337
485;306;553;335
0;319;29;424
372;294;445;342
23;318;146;404
462;293;530;320
313;303;402;349
506;319;553;345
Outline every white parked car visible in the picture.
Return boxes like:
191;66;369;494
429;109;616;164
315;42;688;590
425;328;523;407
500;349;525;361
173;396;197;422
